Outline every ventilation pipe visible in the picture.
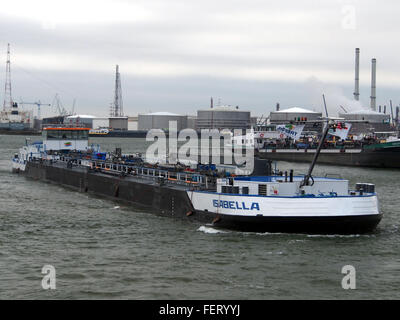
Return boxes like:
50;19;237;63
354;48;360;101
370;58;377;111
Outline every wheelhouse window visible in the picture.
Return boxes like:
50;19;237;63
78;130;88;140
43;129;89;140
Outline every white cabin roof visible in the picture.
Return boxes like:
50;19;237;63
66;115;97;119
275;107;319;114
144;112;182;116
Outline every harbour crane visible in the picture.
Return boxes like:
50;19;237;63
52;93;69;116
19;100;51;119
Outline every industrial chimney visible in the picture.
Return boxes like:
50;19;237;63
354;48;360;101
370;58;376;111
276;103;280;111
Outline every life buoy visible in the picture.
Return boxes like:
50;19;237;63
260;133;264;138
279;133;284;139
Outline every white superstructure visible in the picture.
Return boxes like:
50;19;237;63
188;175;379;219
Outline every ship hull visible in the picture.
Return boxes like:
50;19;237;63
19;161;381;234
257;147;400;168
199;212;382;234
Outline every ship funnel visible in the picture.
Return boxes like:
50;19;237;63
370;58;376;111
354;48;360;101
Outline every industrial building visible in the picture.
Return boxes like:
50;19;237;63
128;116;138;131
339;110;390;123
109;116;128;131
347;48;396;134
269;107;322;132
66;115;96;128
138;112;188;131
338;110;393;134
196;106;251;130
269;107;321;122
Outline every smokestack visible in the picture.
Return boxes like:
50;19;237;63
354;48;360;101
210;97;213;109
384;105;386;114
379;105;381;113
276;103;280;111
370;58;376;111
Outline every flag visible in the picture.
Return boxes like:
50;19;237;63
276;124;305;140
328;123;352;140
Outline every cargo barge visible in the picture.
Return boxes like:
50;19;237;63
256;140;400;168
11;125;382;234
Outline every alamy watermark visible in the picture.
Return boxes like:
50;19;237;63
341;5;356;30
41;264;56;290
145;121;255;173
341;265;356;289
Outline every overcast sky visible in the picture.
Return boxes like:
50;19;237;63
0;0;399;118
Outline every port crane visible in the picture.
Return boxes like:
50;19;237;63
19;101;51;119
52;93;70;116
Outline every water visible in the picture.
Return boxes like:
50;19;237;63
0;135;399;299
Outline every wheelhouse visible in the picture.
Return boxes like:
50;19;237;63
42;127;90;151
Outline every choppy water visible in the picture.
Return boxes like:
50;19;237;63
0;135;399;299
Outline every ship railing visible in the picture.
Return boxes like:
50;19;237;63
57;157;209;189
93;160;208;188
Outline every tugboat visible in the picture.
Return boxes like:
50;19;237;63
12;122;382;234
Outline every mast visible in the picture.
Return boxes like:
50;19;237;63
370;58;376;111
300;95;330;187
354;48;360;101
111;64;123;117
3;43;12;111
300;119;330;187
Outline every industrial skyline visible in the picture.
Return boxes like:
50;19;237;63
1;0;400;118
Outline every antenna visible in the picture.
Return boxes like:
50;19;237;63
390;100;394;126
354;48;360;101
339;105;348;113
72;98;76;115
111;65;123;117
3;43;12;111
322;94;329;117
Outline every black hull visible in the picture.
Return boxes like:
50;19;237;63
207;212;382;234
21;162;381;234
257;148;400;168
89;130;148;138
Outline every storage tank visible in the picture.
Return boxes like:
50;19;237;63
196;106;251;130
138;112;188;131
269;107;322;132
